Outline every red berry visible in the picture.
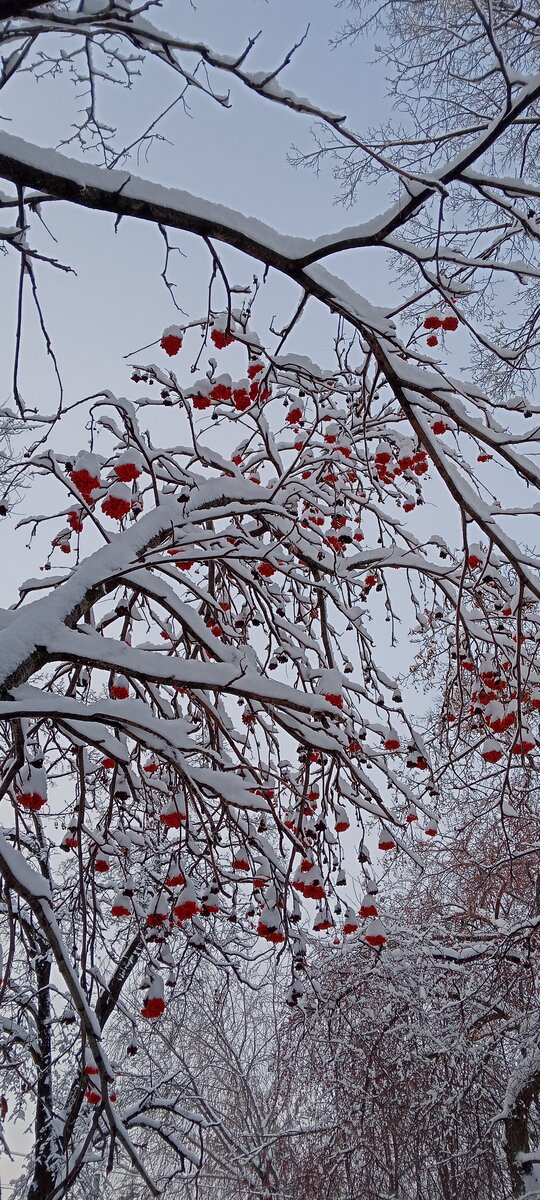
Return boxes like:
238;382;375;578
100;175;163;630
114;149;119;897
161;332;182;356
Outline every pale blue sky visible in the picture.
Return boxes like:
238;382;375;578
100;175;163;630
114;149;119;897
0;0;392;412
0;0;404;604
0;0;453;693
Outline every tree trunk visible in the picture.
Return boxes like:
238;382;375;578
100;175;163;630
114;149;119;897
28;949;56;1200
504;1087;537;1197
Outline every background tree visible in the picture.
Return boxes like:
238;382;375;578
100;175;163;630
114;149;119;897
104;961;330;1200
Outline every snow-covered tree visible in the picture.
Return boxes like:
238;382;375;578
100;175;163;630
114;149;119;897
103;960;327;1200
273;808;540;1200
1;0;540;1195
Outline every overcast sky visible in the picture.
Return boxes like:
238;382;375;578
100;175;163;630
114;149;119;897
0;0;390;408
0;0;462;722
0;0;406;604
0;1;454;735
